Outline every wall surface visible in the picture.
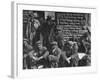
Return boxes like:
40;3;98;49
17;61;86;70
0;0;100;80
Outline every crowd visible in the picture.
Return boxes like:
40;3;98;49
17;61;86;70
23;11;91;69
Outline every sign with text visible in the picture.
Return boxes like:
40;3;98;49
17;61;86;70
56;12;90;39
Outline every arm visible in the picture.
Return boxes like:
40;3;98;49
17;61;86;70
38;49;49;60
66;57;71;63
28;50;38;60
53;48;61;62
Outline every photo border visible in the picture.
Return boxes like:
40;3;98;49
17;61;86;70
11;1;97;78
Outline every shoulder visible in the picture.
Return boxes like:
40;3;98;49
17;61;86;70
56;47;61;52
42;47;47;51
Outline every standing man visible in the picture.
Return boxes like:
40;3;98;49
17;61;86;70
40;16;56;48
26;11;41;46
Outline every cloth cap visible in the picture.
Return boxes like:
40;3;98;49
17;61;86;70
35;41;42;45
50;41;57;45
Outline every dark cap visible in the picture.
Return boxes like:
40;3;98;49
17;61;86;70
35;41;42;45
50;41;57;45
23;38;28;42
56;28;62;31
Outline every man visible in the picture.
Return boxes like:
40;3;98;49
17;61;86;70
28;41;49;69
78;54;91;66
48;41;62;68
61;41;79;67
54;28;64;50
82;32;91;54
60;41;73;67
79;26;91;53
26;11;41;46
40;16;56;47
23;38;33;69
69;42;79;67
24;40;49;69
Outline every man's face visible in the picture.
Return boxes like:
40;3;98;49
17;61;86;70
82;26;88;32
34;21;39;29
33;19;40;30
52;45;57;49
24;41;28;46
68;43;73;49
37;44;42;50
57;30;62;35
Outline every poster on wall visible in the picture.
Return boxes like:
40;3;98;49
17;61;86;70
11;1;97;78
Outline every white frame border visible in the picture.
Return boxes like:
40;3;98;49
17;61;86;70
11;1;97;78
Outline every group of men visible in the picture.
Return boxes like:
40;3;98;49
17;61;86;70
23;11;91;69
23;36;91;69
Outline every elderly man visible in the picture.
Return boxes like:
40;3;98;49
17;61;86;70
48;41;62;68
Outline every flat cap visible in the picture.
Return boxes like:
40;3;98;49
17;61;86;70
50;41;57;45
23;38;28;42
35;41;42;45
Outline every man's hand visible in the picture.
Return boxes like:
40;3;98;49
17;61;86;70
32;56;39;61
32;56;43;61
66;57;71;63
38;56;43;60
